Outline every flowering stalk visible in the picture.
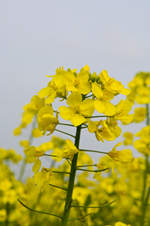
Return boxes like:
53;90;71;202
61;125;81;225
140;104;150;226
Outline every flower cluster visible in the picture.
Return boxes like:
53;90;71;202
1;68;150;226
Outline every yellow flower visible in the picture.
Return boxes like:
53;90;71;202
136;86;150;104
62;139;78;160
0;148;22;163
134;126;150;155
108;143;133;163
73;187;91;204
38;85;57;104
95;100;116;116
92;82;116;116
37;105;58;134
123;132;133;145
59;92;94;126
23;95;45;114
132;107;146;123
0;209;6;222
33;167;52;191
19;140;30;148
32;128;43;138
128;72;150;105
32;159;41;173
88;119;121;142
128;76;144;89
114;100;133;124
13;127;21;136
88;120;99;133
14;95;45;135
100;70;130;96
66;66;91;94
51;138;78;161
38;81;66;104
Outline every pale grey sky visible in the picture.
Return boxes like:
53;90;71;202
0;0;150;156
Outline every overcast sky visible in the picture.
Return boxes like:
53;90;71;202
0;1;150;159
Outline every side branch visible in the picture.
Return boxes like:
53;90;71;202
79;149;108;155
52;170;70;174
55;129;75;138
71;200;116;208
49;183;67;191
18;199;62;219
76;168;109;173
85;115;113;119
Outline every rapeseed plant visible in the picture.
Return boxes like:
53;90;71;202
0;67;150;226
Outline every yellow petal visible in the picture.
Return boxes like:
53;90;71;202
80;99;94;116
120;88;130;95
99;70;110;84
45;92;56;104
38;87;50;98
32;128;43;138
88;120;98;133
92;82;103;99
67;92;82;107
13;127;21;136
95;100;116;116
19;140;30;148
32;159;41;173
82;65;90;72
59;106;73;120
71;114;86;126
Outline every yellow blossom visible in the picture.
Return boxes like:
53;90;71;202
52;138;78;161
59;92;94;126
108;143;133;163
100;70;130;96
37;105;58;134
132;107;146;123
123;132;133;145
32;128;43;137
19;140;30;148
0;209;6;222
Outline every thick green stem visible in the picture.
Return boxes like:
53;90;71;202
61;125;81;225
140;104;150;226
146;103;150;125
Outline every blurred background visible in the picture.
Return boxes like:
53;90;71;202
1;1;150;170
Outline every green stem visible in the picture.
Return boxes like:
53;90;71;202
80;149;107;155
71;200;115;208
52;170;70;175
61;125;81;225
18;199;62;219
146;103;150;125
55;129;75;138
49;184;67;191
140;104;150;226
76;168;109;173
85;115;112;119
43;154;57;157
